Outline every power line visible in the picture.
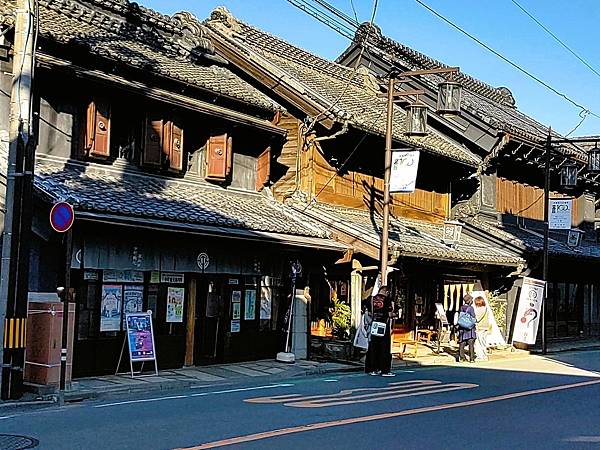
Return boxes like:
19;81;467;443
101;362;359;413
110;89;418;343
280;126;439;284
413;0;600;121
287;0;355;39
510;0;600;81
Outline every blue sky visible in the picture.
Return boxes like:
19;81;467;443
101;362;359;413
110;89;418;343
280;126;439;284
143;0;600;137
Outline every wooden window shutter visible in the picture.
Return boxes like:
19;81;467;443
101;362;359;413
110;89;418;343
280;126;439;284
85;99;111;158
205;133;230;181
165;120;184;172
143;115;164;167
226;136;233;176
256;148;271;190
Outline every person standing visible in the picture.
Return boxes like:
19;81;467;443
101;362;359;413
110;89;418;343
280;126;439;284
474;296;491;361
364;286;395;377
458;294;477;362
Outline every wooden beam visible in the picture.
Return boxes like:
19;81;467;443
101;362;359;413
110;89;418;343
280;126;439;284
399;67;459;77
184;277;197;367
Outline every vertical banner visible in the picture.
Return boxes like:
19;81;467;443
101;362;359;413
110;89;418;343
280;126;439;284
390;150;420;193
126;313;156;361
548;198;572;230
123;285;144;313
166;287;185;323
100;285;123;331
512;277;546;345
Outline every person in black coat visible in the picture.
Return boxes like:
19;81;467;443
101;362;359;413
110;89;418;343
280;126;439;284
363;286;395;377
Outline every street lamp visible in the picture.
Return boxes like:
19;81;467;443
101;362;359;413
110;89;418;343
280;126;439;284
406;100;428;136
379;66;461;285
560;163;578;188
437;81;462;115
541;133;600;355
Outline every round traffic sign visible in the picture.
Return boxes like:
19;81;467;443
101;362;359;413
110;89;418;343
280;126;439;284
49;202;74;233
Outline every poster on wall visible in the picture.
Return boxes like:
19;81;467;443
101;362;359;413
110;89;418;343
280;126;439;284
512;277;546;345
232;302;241;320
231;320;240;333
103;270;144;283
100;285;123;331
244;290;256;320
166;287;185;323
231;290;241;303
124;285;144;313
125;313;156;361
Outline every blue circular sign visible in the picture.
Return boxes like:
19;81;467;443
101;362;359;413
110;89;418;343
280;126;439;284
49;202;74;233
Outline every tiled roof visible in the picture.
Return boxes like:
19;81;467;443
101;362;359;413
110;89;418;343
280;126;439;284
295;201;524;266
349;23;568;147
466;219;600;261
204;8;481;168
0;0;279;111
34;157;331;239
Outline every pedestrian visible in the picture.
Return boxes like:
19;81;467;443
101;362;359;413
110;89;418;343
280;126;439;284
457;294;476;362
474;296;491;361
364;286;395;377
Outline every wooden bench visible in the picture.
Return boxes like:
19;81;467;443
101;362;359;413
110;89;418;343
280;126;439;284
391;327;418;359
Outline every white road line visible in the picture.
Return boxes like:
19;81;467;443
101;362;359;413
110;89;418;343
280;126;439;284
190;384;294;397
94;383;294;408
0;415;15;420
323;379;338;382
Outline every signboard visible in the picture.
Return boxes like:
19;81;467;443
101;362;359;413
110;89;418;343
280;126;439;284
244;290;256;320
125;313;156;361
161;272;184;284
123;285;144;313
390;150;420;193
83;270;99;281
549;199;572;230
103;270;144;283
49;201;75;233
100;285;123;331
512;277;546;345
166;287;185;323
150;271;160;284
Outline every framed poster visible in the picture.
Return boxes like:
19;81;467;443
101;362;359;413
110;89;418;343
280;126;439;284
244;290;256;320
232;302;241;320
123;285;144;313
231;320;241;333
125;313;156;361
100;285;122;331
231;290;241;303
166;287;185;323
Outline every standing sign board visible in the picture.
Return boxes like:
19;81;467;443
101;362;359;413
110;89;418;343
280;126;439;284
390;150;420;193
118;312;158;377
512;277;546;345
548;199;572;230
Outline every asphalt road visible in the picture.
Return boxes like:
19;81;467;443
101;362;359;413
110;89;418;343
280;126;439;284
2;351;600;450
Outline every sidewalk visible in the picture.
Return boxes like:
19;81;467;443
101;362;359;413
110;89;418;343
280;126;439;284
62;359;361;403
531;337;600;354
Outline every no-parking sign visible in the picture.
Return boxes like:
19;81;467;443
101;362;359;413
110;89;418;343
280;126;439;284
49;202;75;233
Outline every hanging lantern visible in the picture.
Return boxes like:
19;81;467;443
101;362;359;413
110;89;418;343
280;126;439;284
437;81;462;115
406;103;428;136
560;163;578;188
587;143;600;173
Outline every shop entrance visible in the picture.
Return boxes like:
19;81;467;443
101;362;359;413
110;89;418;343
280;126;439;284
194;277;226;363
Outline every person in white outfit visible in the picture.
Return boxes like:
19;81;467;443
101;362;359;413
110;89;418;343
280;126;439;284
474;296;492;361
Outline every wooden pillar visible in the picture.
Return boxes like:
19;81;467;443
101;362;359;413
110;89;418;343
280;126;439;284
184;277;197;367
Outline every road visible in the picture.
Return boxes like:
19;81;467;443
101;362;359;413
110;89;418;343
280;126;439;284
2;350;600;450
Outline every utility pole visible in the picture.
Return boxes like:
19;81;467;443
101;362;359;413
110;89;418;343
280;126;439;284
379;74;395;284
0;0;35;399
541;128;551;356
